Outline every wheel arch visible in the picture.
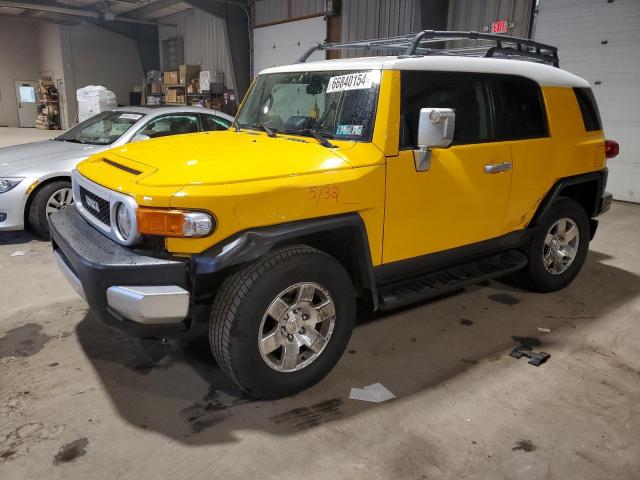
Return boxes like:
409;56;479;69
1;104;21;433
529;169;607;233
191;213;379;309
23;174;72;226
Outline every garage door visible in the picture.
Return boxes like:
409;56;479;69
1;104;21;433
535;0;640;203
253;16;326;75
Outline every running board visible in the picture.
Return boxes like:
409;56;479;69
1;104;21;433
377;250;527;311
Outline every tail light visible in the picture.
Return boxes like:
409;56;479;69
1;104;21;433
605;139;619;159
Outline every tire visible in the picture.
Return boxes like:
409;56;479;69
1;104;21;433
517;197;590;292
28;180;73;237
210;245;356;399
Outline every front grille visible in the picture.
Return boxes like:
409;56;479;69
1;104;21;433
79;186;111;226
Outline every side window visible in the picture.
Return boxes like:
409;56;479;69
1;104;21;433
139;114;199;139
573;87;602;131
494;77;548;140
202;114;231;131
400;71;493;148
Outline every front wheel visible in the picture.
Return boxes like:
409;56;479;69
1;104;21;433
28;180;73;237
209;245;356;399
518;198;590;292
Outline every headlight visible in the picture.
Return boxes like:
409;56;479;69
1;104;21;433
114;202;136;242
136;208;214;237
0;178;23;193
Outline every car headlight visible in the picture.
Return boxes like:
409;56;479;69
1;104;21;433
0;178;23;194
114;202;136;243
136;208;214;237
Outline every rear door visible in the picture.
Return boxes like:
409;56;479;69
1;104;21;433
382;71;513;264
492;76;554;233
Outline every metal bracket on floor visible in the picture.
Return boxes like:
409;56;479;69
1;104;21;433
510;345;551;367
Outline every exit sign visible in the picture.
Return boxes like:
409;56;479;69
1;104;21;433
492;20;508;34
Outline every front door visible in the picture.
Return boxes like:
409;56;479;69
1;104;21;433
15;81;37;128
382;71;512;264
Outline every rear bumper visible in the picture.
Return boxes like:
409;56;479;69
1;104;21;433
49;207;190;337
596;191;613;216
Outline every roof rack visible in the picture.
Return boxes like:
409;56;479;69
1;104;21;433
297;30;560;67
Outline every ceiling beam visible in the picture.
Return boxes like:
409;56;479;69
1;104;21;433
0;12;79;24
0;0;175;24
120;0;182;18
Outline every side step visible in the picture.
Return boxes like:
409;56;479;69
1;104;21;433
378;250;527;311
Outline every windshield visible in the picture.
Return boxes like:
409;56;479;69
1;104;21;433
56;111;144;145
235;70;380;142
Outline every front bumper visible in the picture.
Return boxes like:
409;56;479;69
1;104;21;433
49;207;191;337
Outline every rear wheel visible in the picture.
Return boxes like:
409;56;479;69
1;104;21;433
517;198;590;292
28;180;73;237
209;245;355;399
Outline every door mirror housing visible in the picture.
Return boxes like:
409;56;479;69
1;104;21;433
414;108;455;171
131;133;150;143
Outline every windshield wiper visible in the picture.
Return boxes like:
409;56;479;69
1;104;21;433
61;138;85;144
282;128;337;148
239;122;278;138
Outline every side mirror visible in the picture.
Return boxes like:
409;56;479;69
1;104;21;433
414;108;455;171
131;133;150;143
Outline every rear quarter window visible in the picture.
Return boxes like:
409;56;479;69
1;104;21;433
494;77;548;141
573;87;602;131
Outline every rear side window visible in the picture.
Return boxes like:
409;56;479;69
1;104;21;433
494;77;548;140
400;71;493;147
573;87;602;131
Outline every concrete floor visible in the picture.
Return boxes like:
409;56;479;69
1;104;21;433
0;127;61;148
1;130;639;479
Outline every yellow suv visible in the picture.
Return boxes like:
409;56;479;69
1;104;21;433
50;32;617;398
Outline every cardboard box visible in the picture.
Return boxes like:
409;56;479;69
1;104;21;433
164;71;179;85
165;89;177;103
151;81;161;94
179;64;201;85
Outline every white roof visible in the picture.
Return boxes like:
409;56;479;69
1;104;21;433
259;56;589;88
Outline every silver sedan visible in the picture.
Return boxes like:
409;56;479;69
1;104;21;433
0;106;233;236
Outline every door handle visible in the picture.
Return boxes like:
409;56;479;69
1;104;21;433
484;161;512;174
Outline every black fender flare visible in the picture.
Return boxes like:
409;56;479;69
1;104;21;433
529;168;608;228
192;213;379;308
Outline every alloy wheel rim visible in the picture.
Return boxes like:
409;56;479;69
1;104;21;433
258;282;336;372
542;217;579;275
45;188;74;216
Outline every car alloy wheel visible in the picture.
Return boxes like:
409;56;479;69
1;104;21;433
542;217;580;275
45;187;74;216
258;282;336;372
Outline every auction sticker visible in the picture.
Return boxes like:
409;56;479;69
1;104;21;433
119;113;143;120
326;72;373;93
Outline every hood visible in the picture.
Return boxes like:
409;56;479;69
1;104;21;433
82;130;373;188
0;140;104;176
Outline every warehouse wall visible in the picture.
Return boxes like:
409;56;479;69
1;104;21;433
447;0;534;38
341;0;420;56
254;0;325;25
62;23;144;123
159;9;235;90
0;19;41;127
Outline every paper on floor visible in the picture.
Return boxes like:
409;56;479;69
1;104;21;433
11;251;26;257
349;383;396;403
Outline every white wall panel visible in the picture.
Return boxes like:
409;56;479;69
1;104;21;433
159;9;235;90
253;16;326;74
536;0;640;202
0;20;41;127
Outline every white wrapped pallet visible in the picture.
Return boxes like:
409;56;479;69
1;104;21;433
76;86;117;122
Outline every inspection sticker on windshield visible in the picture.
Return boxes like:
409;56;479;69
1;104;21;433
336;124;363;136
118;113;143;120
326;72;373;93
